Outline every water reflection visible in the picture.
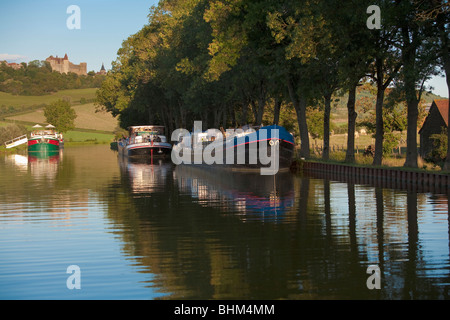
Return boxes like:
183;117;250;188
119;157;173;195
1;145;449;299
173;165;296;221
28;153;61;180
5;151;61;180
110;158;450;299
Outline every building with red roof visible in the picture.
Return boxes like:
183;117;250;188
45;54;87;75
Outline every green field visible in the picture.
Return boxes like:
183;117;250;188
64;130;114;144
1;88;118;130
0;88;118;144
6;102;118;132
0;88;98;109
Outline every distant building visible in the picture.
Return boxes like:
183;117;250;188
1;61;24;69
419;99;449;158
97;63;107;75
45;54;87;75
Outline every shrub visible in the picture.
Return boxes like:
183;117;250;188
0;124;28;145
427;128;447;165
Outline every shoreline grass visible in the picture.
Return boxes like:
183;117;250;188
1;128;114;154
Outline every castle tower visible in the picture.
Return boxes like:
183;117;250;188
98;63;106;75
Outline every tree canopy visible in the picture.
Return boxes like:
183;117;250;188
44;99;77;133
95;0;449;168
0;60;105;96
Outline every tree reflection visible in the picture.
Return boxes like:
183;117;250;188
100;160;450;300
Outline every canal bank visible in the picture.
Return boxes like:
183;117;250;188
291;160;450;194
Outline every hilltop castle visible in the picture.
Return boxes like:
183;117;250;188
45;54;87;76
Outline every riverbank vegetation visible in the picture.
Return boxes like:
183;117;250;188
0;87;118;146
0;88;117;151
96;0;449;170
0;122;114;152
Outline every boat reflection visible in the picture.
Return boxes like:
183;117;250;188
28;152;60;180
5;154;29;172
118;156;173;194
108;156;450;299
173;165;296;221
6;151;61;179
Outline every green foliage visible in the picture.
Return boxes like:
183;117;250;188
306;106;325;140
428;128;448;164
93;0;448;169
113;126;128;141
0;61;105;96
43;99;77;133
0;123;28;145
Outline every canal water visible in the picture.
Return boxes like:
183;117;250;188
0;144;449;300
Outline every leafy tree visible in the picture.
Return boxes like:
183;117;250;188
428;127;448;165
393;0;440;168
93;0;448;173
415;0;450;169
363;0;403;165
43;99;77;132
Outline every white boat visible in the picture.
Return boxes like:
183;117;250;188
118;125;172;159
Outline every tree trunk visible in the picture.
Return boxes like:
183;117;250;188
373;87;385;166
322;93;332;161
297;96;310;158
273;98;281;125
174;112;181;131
165;104;174;134
203;109;209;129
213;108;222;129
345;84;358;163
404;93;419;168
148;107;154;124
256;81;266;126
256;100;265;126
402;27;419;168
442;40;450;170
287;76;310;159
179;103;186;128
250;100;258;125
231;107;236;127
241;103;248;126
444;71;450;170
222;106;228;128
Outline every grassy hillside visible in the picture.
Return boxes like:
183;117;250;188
0;88;118;133
0;88;97;109
6;102;118;132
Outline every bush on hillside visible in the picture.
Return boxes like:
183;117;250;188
0;124;28;145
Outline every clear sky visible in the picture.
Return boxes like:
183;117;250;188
0;0;447;98
0;0;159;72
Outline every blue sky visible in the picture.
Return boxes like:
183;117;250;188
0;0;158;72
0;0;448;98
